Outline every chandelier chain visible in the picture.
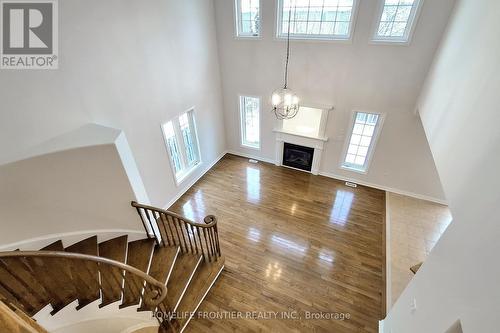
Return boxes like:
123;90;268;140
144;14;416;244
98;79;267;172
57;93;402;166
271;0;299;120
284;2;292;89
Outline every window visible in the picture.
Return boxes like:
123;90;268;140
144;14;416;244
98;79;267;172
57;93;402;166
161;110;201;184
342;112;383;173
235;0;260;37
373;0;422;43
162;121;183;174
277;0;358;40
179;113;197;167
239;96;260;149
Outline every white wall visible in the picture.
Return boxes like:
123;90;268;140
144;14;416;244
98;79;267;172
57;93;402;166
0;144;144;245
383;0;500;332
214;0;453;201
0;0;226;209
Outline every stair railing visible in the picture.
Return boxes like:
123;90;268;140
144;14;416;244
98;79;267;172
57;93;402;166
0;251;167;309
131;201;221;262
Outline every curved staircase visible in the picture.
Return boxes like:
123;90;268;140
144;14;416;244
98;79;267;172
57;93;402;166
0;202;224;333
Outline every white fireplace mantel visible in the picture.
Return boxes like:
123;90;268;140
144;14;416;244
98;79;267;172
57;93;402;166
273;104;331;175
273;129;328;175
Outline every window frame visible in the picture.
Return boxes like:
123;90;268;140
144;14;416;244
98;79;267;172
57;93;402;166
161;108;202;186
275;0;360;42
340;111;385;174
234;0;262;38
239;94;262;150
371;0;424;44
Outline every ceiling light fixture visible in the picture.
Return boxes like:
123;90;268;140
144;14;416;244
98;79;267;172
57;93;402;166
271;2;299;120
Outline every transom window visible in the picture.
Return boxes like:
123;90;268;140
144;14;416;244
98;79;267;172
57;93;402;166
277;0;358;40
239;96;260;149
342;112;383;173
235;0;260;37
161;110;201;184
373;0;422;42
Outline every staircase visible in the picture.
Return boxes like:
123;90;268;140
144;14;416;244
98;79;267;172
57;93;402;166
0;202;224;332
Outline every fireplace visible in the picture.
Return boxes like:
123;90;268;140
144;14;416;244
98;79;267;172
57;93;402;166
282;143;315;172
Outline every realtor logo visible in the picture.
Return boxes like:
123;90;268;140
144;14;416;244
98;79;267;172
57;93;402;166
1;0;58;69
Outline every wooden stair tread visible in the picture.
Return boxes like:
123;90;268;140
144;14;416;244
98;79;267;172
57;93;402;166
138;246;179;312
0;207;222;333
0;265;42;316
65;236;100;310
0;300;47;333
0;284;29;314
120;239;155;308
176;257;225;330
0;257;49;304
410;262;423;274
98;235;128;308
25;241;77;315
0;251;50;316
8;302;48;333
164;253;203;312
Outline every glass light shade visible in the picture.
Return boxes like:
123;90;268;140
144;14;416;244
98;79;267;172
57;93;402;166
271;87;300;120
272;93;281;105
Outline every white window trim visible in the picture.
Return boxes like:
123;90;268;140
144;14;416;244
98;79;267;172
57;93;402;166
275;0;360;42
370;0;424;45
239;94;262;150
234;0;262;39
161;108;203;187
340;111;385;174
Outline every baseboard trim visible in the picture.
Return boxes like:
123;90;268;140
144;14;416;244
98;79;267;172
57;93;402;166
319;171;448;205
226;149;276;164
225;150;447;205
163;150;228;210
163;149;447;207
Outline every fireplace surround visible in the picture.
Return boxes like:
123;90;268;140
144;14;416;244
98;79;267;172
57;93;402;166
274;105;331;175
282;143;314;171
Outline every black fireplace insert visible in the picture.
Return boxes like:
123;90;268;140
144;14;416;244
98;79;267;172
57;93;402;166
282;142;314;172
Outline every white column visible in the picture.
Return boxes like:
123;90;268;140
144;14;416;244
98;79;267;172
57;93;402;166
311;147;322;175
275;139;283;166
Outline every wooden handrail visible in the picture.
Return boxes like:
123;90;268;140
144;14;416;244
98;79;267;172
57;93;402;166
0;251;167;307
131;201;217;228
131;201;221;262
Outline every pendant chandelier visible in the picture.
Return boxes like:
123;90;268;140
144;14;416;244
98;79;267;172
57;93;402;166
272;2;299;120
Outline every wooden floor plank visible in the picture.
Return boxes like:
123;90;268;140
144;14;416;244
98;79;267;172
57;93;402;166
168;154;385;333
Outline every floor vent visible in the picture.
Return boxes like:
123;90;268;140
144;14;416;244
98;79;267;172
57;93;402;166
249;159;259;164
345;182;357;188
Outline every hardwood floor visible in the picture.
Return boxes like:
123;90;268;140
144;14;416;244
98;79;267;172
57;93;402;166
169;154;385;332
